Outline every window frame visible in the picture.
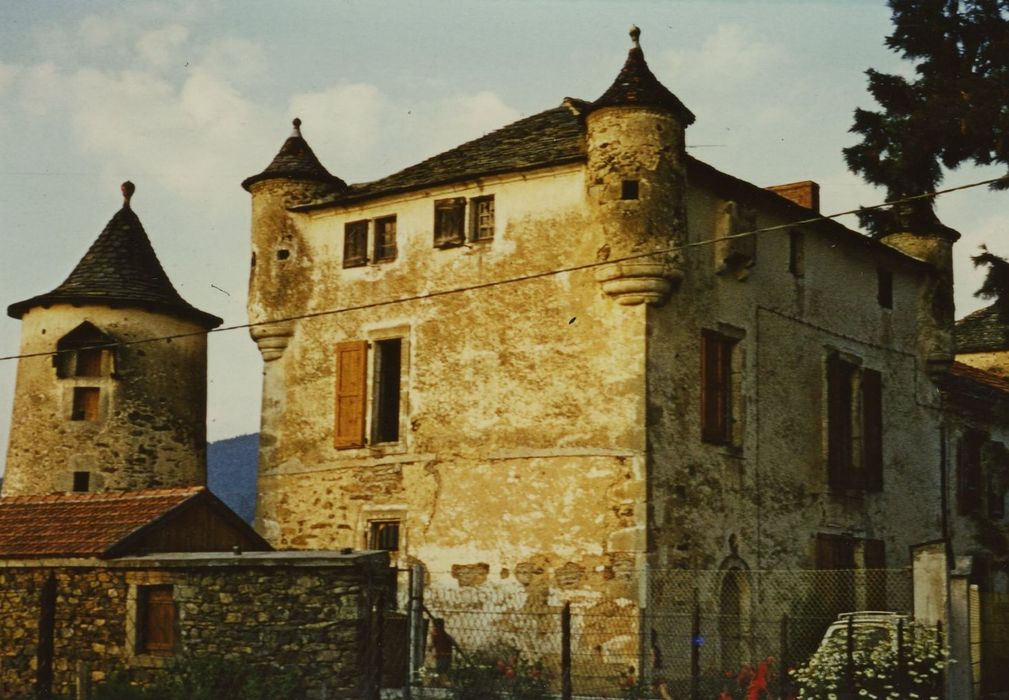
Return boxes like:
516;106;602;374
137;585;176;656
470;195;495;242
368;519;401;553
334;332;408;451
701;329;743;448
825;354;884;492
371;338;402;444
71;387;101;422
374;215;398;262
434;198;466;248
343;220;369;268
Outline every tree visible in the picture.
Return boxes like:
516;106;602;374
844;0;1009;237
973;245;1009;312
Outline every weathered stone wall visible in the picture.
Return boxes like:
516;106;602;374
0;553;388;699
3;305;209;496
250;163;652;661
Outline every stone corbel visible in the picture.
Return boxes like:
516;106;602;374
250;320;295;361
595;261;683;306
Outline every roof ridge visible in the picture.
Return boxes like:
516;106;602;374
0;486;205;505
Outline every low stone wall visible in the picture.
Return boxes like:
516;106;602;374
0;551;390;699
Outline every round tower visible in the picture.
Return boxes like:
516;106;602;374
242;118;346;361
586;26;694;305
3;183;222;496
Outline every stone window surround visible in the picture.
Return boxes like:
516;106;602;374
125;571;181;668
432;194;496;248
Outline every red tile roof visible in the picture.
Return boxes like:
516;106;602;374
0;486;205;558
939;362;1009;411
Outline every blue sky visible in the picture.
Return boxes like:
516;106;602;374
1;1;1007;475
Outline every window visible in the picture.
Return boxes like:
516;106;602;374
372;339;402;444
71;387;100;421
788;230;804;277
877;268;893;308
826;355;883;491
137;585;175;654
333;337;404;449
471;195;495;242
344;220;369;268
816;534;886;612
621;180;640;200
55;322;115;379
374;215;397;261
369;520;400;552
434;198;466;247
701;330;740;446
958;430;985;515
72;471;90;492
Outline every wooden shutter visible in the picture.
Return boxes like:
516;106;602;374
334;341;368;449
143;586;175;653
701;332;730;444
826;355;853;488
864;538;887;609
862;368;884;491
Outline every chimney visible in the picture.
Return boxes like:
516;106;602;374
766;180;820;213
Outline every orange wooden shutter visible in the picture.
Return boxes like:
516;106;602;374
144;586;175;653
862;369;883;491
334;341;368;448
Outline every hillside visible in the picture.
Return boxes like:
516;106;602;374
207;433;258;524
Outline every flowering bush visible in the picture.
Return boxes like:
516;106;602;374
792;621;945;699
448;646;550;700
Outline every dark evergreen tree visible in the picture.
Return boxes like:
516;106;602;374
973;245;1009;312
844;0;1009;237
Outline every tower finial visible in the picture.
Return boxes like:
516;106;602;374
121;181;135;208
291;117;302;137
629;25;641;48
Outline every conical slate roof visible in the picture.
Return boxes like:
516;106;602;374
8;183;222;328
589;26;695;124
241;118;347;191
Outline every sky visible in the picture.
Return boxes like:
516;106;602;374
1;0;1007;476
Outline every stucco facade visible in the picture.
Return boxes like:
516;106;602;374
242;28;964;680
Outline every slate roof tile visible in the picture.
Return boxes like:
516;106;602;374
7;195;222;328
242;118;347;192
588;27;695;123
0;487;205;558
955;304;1009;353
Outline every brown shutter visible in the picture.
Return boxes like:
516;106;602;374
334;341;368;449
701;332;730;444
143;587;175;653
826;355;853;488
862;368;883;491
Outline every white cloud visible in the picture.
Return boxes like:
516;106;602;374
196;37;266;85
78;14;133;49
136;25;189;68
660;25;788;92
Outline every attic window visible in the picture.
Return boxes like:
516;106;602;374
344;220;369;268
621;180;640;200
471;196;495;241
374;216;398;262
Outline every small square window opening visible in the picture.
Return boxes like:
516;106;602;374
72;471;90;492
621;180;640;200
369;520;400;552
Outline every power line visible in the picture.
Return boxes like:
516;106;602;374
1;174;1006;365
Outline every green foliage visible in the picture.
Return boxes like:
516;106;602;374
793;621;945;699
973;245;1009;313
843;0;1009;237
91;657;301;700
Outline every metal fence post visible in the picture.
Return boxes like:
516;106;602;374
407;564;425;692
780;613;790;698
561;602;572;700
896;616;906;698
845;615;855;698
691;589;700;700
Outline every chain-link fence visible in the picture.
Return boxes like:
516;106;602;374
406;568;916;699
